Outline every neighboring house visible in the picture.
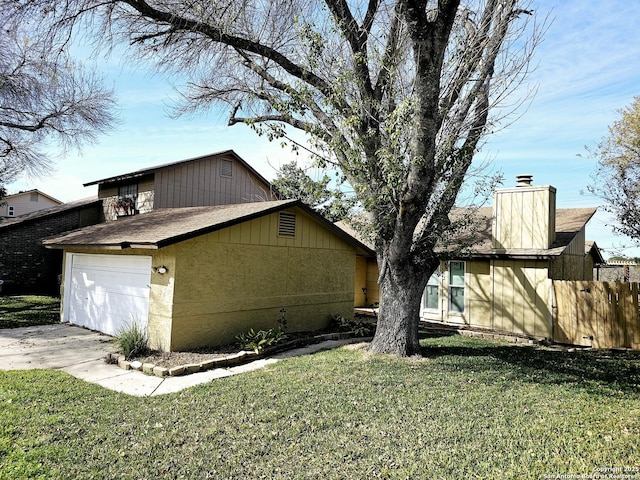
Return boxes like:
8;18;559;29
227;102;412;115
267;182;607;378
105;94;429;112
596;260;640;282
0;189;62;219
0;198;102;294
84;150;279;221
43;200;374;351
344;176;604;340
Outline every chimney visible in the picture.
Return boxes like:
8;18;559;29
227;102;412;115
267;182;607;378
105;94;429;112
492;175;556;249
516;174;533;187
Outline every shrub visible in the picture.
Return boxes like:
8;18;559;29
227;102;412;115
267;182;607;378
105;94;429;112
236;309;290;354
236;328;287;354
331;314;375;337
115;322;149;359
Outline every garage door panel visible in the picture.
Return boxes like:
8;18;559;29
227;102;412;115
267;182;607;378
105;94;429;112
65;254;152;336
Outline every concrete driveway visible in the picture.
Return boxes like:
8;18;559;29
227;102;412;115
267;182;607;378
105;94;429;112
0;323;115;370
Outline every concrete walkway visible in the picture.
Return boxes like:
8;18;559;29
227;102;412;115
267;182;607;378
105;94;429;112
0;324;360;397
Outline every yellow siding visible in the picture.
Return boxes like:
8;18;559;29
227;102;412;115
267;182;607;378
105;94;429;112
493;186;556;249
354;256;368;306
491;260;551;338
168;207;355;350
549;227;592;281
466;260;492;328
365;258;380;306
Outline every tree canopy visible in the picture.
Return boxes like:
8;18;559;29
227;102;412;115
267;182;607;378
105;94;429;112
2;0;542;355
590;96;640;245
0;18;116;187
272;162;356;222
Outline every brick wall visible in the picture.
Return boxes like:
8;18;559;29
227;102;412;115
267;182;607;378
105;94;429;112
0;203;101;295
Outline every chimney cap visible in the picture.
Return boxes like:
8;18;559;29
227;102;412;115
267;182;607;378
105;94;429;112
516;174;533;187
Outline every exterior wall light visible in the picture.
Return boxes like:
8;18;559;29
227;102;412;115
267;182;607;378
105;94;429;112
154;265;168;274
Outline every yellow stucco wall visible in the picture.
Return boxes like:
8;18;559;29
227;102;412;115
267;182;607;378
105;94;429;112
167;207;355;350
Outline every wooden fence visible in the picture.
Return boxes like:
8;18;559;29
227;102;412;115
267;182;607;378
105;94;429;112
552;281;640;349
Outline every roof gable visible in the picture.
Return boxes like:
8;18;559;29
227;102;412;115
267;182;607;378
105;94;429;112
83;150;273;192
43;200;375;255
3;189;63;205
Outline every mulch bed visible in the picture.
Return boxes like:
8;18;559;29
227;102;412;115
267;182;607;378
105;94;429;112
128;331;350;369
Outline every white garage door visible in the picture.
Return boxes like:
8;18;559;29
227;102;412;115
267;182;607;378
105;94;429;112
64;253;152;336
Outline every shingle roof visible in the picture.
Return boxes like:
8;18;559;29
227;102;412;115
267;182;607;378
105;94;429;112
42;200;375;255
460;207;598;258
0;197;101;231
337;207;599;260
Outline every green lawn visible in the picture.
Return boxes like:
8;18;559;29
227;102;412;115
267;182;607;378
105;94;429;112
0;296;60;329
1;334;638;479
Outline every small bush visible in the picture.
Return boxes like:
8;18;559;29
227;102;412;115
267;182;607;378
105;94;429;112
236;309;290;354
115;322;149;359
236;328;287;354
331;314;375;337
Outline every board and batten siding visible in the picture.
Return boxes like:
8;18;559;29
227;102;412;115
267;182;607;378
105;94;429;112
493;185;556;250
166;207;355;350
421;259;552;339
491;260;551;338
550;227;593;281
153;155;276;209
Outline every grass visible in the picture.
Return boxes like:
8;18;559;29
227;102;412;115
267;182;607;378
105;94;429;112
0;296;60;329
0;333;639;479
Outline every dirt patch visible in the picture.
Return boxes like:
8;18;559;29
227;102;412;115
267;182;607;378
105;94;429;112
135;347;239;369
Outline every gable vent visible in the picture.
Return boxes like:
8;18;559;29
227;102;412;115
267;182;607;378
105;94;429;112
278;212;296;237
221;159;233;177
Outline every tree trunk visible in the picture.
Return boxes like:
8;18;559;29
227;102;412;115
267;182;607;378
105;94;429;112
368;260;431;357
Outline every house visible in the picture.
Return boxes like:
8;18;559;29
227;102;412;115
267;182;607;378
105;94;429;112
0;198;102;294
0;189;62;219
84;150;279;221
0;150;277;295
596;259;640;282
347;176;604;340
43;200;374;351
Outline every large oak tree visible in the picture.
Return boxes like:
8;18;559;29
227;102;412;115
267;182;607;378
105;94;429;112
2;0;541;355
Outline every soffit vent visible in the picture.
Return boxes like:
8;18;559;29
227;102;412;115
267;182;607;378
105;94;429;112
278;212;296;237
221;159;233;177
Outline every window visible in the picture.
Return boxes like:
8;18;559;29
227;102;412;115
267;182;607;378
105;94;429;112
7;206;14;217
30;192;38;202
448;261;465;313
278;212;296;237
221;159;233;177
424;268;440;310
116;184;138;215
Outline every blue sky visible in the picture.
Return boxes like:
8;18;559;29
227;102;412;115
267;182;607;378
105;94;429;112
7;0;640;258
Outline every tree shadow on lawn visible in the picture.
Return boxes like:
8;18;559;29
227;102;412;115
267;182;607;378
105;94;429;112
419;333;640;394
